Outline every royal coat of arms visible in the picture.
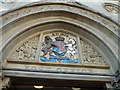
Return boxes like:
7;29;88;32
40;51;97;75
40;34;79;63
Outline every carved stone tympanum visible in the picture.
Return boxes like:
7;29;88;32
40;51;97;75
8;32;108;66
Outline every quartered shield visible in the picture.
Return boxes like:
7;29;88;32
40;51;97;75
53;40;67;56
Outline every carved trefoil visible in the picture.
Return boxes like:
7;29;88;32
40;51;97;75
11;36;39;60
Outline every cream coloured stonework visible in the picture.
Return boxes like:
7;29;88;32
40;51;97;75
0;1;119;89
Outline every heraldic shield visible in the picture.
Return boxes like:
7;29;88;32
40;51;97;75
40;34;79;63
53;37;67;56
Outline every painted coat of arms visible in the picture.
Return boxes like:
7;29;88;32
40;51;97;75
40;33;79;63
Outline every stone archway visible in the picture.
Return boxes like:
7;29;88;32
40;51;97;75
1;1;119;89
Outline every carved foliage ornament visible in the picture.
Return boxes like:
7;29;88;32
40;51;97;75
103;3;119;13
9;32;107;66
81;40;107;65
11;36;39;60
40;33;79;63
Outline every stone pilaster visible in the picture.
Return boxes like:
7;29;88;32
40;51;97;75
1;77;10;90
111;71;120;90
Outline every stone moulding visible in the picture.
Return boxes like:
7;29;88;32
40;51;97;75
0;0;119;78
0;2;119;37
